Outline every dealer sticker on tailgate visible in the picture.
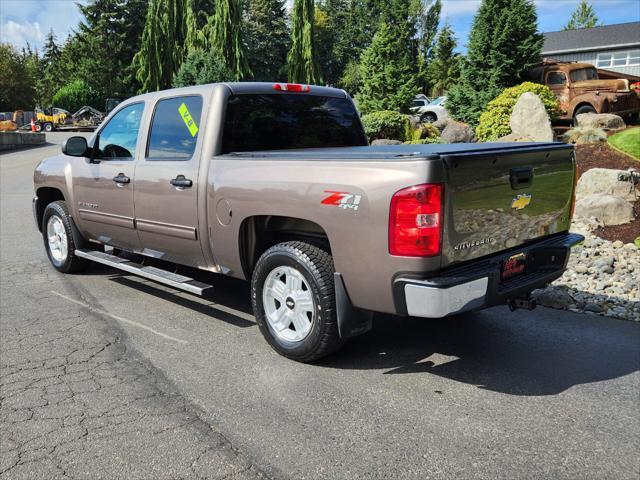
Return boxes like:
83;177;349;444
501;253;527;280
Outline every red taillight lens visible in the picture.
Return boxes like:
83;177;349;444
273;83;311;93
389;184;443;257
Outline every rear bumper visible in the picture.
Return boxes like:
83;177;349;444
393;232;584;318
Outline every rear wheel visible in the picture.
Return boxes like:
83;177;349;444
42;201;88;273
43;123;53;132
251;241;343;362
422;112;437;123
34;123;42;132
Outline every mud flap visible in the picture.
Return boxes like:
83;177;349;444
335;272;373;339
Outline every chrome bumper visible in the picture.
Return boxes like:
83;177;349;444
404;277;488;318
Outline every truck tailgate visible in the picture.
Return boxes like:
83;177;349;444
441;144;575;267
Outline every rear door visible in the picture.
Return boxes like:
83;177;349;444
441;144;575;267
72;102;144;251
132;94;206;267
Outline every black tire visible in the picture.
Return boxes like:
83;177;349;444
572;105;596;125
251;241;343;362
44;123;53;132
34;123;42;132
42;201;88;273
422;112;437;123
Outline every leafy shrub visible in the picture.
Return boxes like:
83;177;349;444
411;122;440;141
361;110;411;142
475;82;561;142
52;79;98;113
404;138;442;144
563;126;607;145
173;50;233;88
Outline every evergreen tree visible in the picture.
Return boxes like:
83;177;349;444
427;22;460;97
245;0;289;81
74;0;148;100
133;0;190;92
357;20;418;113
416;0;442;94
287;0;321;84
38;30;62;105
446;0;543;125
207;0;251;80
564;0;600;30
173;50;234;86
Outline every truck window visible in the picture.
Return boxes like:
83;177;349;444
147;96;203;160
221;94;367;154
547;71;566;85
96;103;143;159
570;68;598;82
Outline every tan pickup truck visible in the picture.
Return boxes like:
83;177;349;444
528;62;640;122
33;82;583;361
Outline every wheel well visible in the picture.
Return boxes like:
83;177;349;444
35;187;65;231
572;102;595;118
239;216;331;278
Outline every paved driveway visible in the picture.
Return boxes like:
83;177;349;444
1;134;639;479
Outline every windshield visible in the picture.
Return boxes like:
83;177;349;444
221;94;367;153
570;68;598;82
429;96;446;106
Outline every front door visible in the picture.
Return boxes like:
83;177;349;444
72;102;145;251
545;70;570;114
132;95;206;267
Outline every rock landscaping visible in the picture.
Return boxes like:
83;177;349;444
533;218;639;322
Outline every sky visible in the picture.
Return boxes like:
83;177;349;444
0;0;639;53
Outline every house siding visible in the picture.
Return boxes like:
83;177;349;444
545;48;639;76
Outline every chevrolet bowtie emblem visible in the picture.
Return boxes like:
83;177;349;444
511;193;532;210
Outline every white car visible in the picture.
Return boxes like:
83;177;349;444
414;96;449;123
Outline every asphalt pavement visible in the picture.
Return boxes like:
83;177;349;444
1;133;639;480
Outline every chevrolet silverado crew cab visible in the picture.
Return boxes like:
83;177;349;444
33;82;583;362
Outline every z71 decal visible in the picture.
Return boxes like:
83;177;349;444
321;191;362;211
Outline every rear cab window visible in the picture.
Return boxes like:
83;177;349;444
221;94;367;154
147;95;203;160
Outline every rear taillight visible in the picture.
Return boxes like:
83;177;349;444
273;83;311;93
389;184;444;257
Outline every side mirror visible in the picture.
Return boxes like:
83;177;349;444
62;136;89;157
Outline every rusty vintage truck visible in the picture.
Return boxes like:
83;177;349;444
528;62;640;123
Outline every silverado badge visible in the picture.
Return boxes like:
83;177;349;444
511;193;531;210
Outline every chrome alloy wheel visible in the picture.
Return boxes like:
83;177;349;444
262;266;316;342
47;215;68;263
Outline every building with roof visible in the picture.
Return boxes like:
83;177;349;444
541;22;640;76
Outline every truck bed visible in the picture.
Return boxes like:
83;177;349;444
222;142;568;160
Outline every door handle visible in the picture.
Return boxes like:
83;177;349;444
509;167;533;190
113;173;130;185
170;175;193;188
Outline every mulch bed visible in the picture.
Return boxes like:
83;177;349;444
574;143;639;244
574;143;638;178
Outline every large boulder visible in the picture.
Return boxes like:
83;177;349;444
574;193;634;226
576;168;639;202
440;120;476;143
371;139;402;146
498;92;553;143
576;113;625;130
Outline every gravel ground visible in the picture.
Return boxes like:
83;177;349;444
533;218;640;321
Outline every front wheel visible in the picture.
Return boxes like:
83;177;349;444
422;112;437;123
251;241;343;362
42;201;88;273
573;105;596;125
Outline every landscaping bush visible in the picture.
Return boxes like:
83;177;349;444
475;82;561;142
173;50;233;88
52;79;99;113
563;126;607;145
404;138;442;145
411;123;440;141
361;110;410;142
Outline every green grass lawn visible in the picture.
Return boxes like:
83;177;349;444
608;127;640;160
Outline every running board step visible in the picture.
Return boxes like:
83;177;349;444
75;249;213;296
